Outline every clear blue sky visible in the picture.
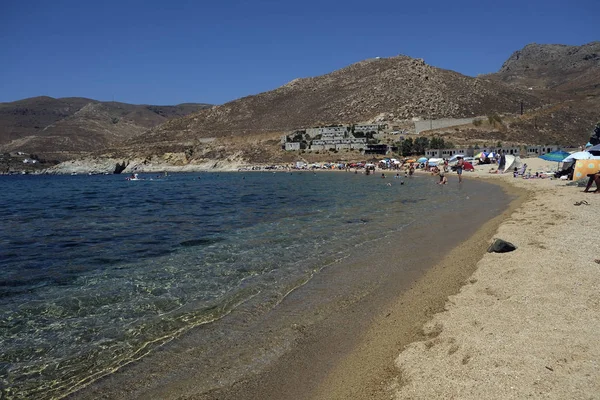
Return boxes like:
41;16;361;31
1;0;597;105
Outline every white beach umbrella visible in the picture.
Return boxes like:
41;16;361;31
562;151;600;162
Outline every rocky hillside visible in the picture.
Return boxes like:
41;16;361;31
131;56;542;151
0;97;211;160
488;42;600;96
22;43;600;170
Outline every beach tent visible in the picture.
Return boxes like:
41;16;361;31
463;161;474;171
503;154;523;173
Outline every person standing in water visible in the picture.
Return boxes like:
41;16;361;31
437;168;447;184
456;156;464;183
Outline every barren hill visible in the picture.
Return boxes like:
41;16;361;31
0;97;211;160
132;56;542;151
488;42;600;96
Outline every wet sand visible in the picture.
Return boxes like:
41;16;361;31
307;179;527;400
67;177;516;399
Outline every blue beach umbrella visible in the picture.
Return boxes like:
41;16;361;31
417;157;428;163
588;144;600;154
539;150;571;163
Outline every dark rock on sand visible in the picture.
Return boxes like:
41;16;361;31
487;239;517;253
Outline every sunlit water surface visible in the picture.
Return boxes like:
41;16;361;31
0;171;507;398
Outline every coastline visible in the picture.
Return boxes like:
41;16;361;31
391;164;600;399
58;158;599;399
306;177;529;400
65;172;514;400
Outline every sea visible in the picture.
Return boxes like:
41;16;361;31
0;171;512;399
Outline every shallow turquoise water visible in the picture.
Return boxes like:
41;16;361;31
0;171;507;398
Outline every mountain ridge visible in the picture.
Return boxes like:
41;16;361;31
0;96;212;160
487;41;600;96
132;55;542;149
4;42;600;167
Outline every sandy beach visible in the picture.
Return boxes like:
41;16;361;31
390;160;600;399
58;158;599;400
310;158;600;400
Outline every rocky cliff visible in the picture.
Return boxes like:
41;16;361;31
488;42;600;96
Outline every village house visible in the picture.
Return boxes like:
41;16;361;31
364;144;389;155
425;148;473;158
309;137;367;151
305;126;348;138
354;124;380;133
284;142;303;151
425;146;524;158
525;145;560;156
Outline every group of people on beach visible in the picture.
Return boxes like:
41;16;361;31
390;157;465;184
431;157;464;184
376;157;464;185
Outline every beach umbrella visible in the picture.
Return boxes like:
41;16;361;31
474;151;487;159
588;144;600;155
539;150;571;162
562;151;596;162
585;142;592;148
405;159;416;163
417;157;428;163
428;158;443;167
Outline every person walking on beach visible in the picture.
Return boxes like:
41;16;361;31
456;156;464;183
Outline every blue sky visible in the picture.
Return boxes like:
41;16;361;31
1;0;597;105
